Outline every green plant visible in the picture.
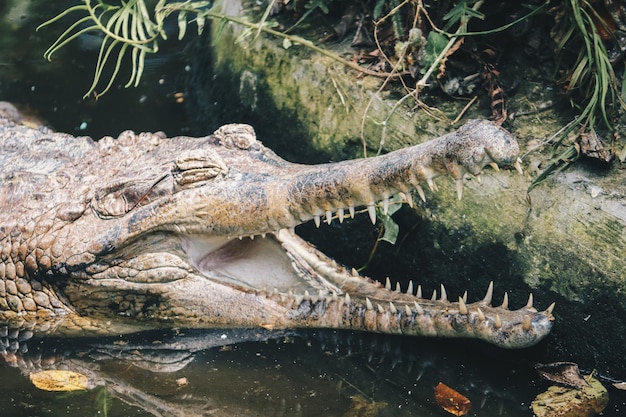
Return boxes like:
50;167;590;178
38;0;210;98
529;0;626;191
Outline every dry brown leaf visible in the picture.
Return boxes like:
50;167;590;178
535;362;589;389
434;382;471;416
577;130;613;162
29;370;89;392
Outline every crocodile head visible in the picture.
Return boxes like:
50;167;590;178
0;116;553;347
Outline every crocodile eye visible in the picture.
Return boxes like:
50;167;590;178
173;149;228;186
212;123;257;149
92;177;172;218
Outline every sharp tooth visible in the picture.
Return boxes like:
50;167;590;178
377;304;385;313
475;174;482;183
488;162;500;172
456;179;464;200
405;192;414;208
462;291;468;303
395;282;401;293
416;285;422;298
238;236;243;240
440;284;447;301
332;291;338;301
405;305;412;316
514;158;524;175
351;268;359;277
526;293;534;309
416;185;426;202
345;293;351;303
389;302;397;314
385;277;391;290
546;302;556;315
483;281;494;305
304;290;311;301
406;280;414;295
523;315;532;331
413;301;424;315
314;215;321;228
427;178;436;192
383;197;389;215
349;204;355;218
431;290;437;301
501;292;509;309
477;308;485;321
326;210;333;225
261;233;266;238
458;296;468;315
250;235;254;240
495;314;502;329
367;204;376;224
338;208;345;223
366;298;374;311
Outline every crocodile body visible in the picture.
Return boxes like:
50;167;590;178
0;103;553;347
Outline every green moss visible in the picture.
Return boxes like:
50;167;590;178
193;1;626;375
209;17;474;159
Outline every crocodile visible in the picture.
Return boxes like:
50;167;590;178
0;102;553;348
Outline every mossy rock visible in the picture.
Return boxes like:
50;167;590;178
185;0;626;378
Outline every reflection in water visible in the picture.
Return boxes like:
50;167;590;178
0;323;587;417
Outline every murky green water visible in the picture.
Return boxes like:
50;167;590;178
0;328;574;417
1;2;625;416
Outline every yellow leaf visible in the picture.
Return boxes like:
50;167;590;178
29;370;89;392
531;375;608;417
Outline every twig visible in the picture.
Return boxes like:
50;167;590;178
417;1;484;87
451;95;478;124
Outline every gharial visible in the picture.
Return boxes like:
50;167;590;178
0;102;554;348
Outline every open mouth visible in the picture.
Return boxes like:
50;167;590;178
183;230;347;295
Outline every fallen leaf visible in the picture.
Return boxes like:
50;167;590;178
577;130;613;163
434;382;471;416
531;375;608;417
535;362;589;389
30;370;89;392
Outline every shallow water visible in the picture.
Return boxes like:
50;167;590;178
2;327;625;416
0;328;576;417
1;2;626;416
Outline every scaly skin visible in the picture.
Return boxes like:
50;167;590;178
0;103;553;347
